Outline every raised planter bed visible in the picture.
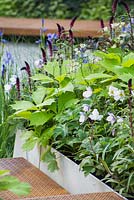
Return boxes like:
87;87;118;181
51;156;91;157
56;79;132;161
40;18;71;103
13;130;126;199
0;17;104;38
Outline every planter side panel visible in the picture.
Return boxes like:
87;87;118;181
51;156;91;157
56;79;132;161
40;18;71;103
14;131;113;194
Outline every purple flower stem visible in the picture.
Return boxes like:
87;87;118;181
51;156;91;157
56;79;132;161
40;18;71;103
128;79;134;136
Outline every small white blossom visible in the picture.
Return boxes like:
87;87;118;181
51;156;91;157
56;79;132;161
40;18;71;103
117;116;123;123
103;27;108;32
108;86;118;97
114;89;125;102
10;75;17;85
108;86;125;102
34;59;43;68
111;23;120;29
83;87;93;98
4;84;12;93
79;112;86;124
82;104;90;112
106;113;116;125
89;109;103;121
131;91;134;96
80;43;86;49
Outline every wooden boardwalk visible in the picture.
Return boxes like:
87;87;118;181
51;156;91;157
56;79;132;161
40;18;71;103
0;17;103;38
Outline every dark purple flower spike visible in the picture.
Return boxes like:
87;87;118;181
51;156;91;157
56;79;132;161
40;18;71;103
128;79;134;136
70;16;77;29
41;48;47;64
100;19;105;29
69;29;74;44
21;62;32;91
120;1;130;14
16;77;21;100
57;23;62;39
109;16;114;28
112;0;119;14
47;40;53;58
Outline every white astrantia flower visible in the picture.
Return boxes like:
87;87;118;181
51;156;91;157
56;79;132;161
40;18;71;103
34;59;43;68
82;104;90;112
83;87;93;98
10;75;17;85
117;116;123;123
4;84;12;93
106;113;116;125
79;112;86;124
89;109;103;121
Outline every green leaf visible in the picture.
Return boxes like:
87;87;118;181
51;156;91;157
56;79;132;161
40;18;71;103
42;148;59;172
0;170;10;176
30;111;54;126
0;176;31;195
122;53;134;67
127;172;134;192
11;101;37;111
22;137;37;151
31;74;54;83
85;73;112;81
32;87;46;104
14;111;32;119
37;98;55;107
58;92;78;113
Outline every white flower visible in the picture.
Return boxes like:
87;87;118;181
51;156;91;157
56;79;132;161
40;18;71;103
83;87;92;98
4;84;12;93
114;89;125;102
108;86;125;102
108;85;118;97
117;116;123;123
79;112;86;124
10;75;17;85
82;104;90;112
131;91;134;96
103;27;108;32
80;43;86;48
106;113;116;125
89;109;103;121
111;23;120;29
34;59;43;68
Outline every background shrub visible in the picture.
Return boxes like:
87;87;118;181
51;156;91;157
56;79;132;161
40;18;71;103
0;0;133;20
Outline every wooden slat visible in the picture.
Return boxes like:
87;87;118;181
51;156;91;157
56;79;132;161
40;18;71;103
0;17;103;38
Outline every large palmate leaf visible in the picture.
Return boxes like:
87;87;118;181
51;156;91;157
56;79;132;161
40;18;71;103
42;148;59;172
32;87;46;105
31;74;54;83
0;175;30;196
29;111;54;126
122;53;134;67
11;101;37;111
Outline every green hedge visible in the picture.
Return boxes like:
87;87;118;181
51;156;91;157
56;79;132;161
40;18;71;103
0;0;133;20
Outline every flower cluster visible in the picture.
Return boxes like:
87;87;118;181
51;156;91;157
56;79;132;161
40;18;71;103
108;85;125;102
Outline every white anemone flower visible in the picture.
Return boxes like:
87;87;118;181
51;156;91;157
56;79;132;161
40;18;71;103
4;84;12;93
89;109;103;121
34;59;43;68
10;75;17;85
117;116;123;123
79;112;86;124
113;89;125;102
108;85;118;97
82;104;90;112
106;113;116;125
83;87;93;98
